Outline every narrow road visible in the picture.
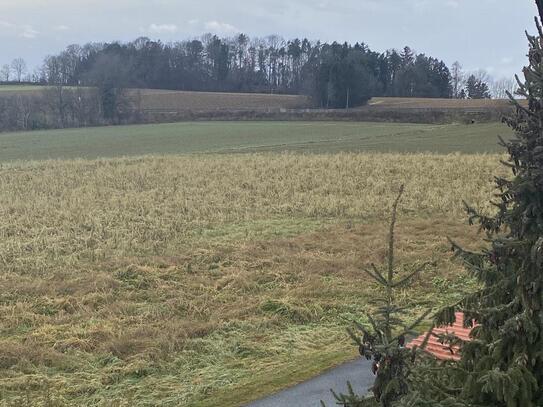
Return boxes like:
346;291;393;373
245;358;374;407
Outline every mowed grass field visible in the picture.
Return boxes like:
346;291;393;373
0;121;513;162
0;120;513;406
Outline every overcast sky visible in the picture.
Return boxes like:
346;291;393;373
0;0;537;79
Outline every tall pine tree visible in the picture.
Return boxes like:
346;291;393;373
400;2;543;406
465;74;491;99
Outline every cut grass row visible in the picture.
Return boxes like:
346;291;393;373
0;121;512;162
0;152;506;406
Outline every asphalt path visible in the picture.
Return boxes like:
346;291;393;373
245;358;374;407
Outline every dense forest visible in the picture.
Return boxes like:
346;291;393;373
37;35;454;108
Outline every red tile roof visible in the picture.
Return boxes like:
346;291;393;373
407;312;475;361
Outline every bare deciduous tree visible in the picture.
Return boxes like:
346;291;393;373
31;67;45;83
15;95;33;129
491;77;519;99
43;55;62;84
472;69;492;85
0;64;10;82
11;58;27;82
43;85;69;128
451;61;464;99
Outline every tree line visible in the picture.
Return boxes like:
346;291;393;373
3;34;510;108
31;37;454;108
0;87;125;132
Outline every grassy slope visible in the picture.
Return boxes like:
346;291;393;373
0;152;506;406
0;121;512;162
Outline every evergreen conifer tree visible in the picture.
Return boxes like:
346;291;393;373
400;3;543;406
465;74;491;99
326;186;431;407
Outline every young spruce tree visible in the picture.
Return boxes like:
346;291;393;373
326;186;431;407
400;2;543;406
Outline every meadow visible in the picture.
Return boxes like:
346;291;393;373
0;121;513;162
0;140;510;406
0;116;516;406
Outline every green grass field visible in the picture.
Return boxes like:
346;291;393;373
0;119;514;406
0;121;512;162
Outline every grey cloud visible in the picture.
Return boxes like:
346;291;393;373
0;20;38;39
147;24;179;34
0;0;537;80
203;21;240;35
53;25;70;31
